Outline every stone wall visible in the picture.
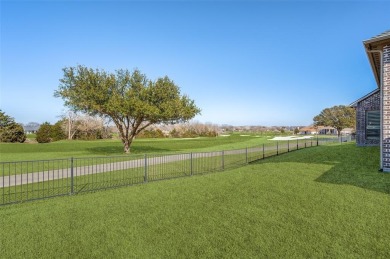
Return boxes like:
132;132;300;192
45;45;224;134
382;45;390;171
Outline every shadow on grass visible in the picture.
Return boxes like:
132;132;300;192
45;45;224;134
257;143;390;195
86;145;172;155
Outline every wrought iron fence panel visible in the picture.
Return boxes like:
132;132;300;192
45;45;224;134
0;135;352;205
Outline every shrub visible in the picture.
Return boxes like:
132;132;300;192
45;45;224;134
0;123;26;143
36;122;53;143
51;121;66;141
0;110;26;143
138;129;165;138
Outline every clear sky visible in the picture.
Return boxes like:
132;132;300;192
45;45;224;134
1;0;389;126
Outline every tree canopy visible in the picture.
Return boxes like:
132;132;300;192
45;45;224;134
0;110;26;143
55;65;201;153
313;105;355;136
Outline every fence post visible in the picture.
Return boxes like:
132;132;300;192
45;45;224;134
70;157;74;195
277;142;279;155
144;154;148;182
288;140;290;152
262;144;265;159
190;153;193;176
297;139;299;150
246;147;248;163
222;151;225;170
317;135;319;146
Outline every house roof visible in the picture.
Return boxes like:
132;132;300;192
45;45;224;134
23;125;40;132
363;30;390;87
349;88;380;107
299;126;316;132
298;126;336;132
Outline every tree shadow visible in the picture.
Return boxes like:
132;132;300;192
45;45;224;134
86;145;172;156
257;143;390;195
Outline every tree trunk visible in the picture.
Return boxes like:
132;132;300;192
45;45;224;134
123;138;130;153
122;137;135;154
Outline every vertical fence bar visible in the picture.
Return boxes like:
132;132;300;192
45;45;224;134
222;151;224;170
277;142;279;156
262;144;265;159
288;140;290;152
144;154;148;183
190;153;193;176
70;157;74;195
297;139;299;150
246;147;248;163
2;163;4;205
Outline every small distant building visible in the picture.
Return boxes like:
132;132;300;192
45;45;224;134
298;126;338;135
299;126;317;135
340;128;355;135
318;126;338;135
23;123;40;134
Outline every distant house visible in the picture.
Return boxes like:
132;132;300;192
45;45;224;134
350;30;390;172
340;128;355;135
299;126;317;135
23;122;40;134
318;126;338;135
298;126;338;135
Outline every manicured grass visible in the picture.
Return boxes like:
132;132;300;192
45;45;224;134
0;134;283;162
1;142;389;258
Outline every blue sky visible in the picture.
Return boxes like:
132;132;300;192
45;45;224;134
1;0;389;126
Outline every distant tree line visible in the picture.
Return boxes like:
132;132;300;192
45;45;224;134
35;114;112;143
136;122;219;139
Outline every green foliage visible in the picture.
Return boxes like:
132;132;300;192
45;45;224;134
0;109;15;127
0;123;26;143
51;121;67;141
0;110;26;143
313;105;356;136
55;65;200;153
36;121;69;143
73;128;110;140
36;122;53;143
137;128;166;138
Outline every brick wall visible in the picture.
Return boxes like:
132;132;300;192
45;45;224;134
383;45;390;171
356;91;380;146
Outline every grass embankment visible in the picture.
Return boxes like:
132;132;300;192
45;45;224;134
0;134;279;162
1;142;389;258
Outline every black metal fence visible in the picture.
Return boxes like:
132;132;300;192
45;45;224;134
1;136;352;206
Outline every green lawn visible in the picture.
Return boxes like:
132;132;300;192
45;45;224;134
1;142;389;258
0;134;286;162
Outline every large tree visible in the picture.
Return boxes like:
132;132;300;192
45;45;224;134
313;105;356;136
55;66;200;153
0;110;26;143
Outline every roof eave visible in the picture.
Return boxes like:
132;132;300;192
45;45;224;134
363;47;381;87
363;31;390;88
363;34;390;45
